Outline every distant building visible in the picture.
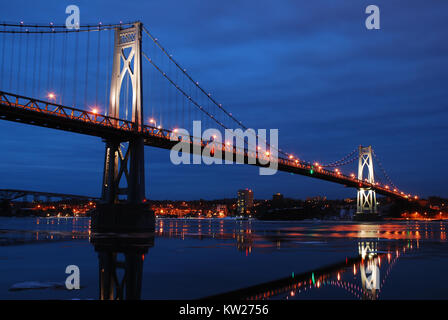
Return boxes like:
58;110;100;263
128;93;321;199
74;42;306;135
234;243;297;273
273;193;284;202
237;189;254;215
306;196;327;203
216;204;227;216
272;193;284;208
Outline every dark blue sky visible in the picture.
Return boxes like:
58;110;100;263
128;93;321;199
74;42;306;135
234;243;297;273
0;0;447;200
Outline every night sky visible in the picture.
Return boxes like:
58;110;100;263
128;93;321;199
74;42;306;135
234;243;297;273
0;0;447;200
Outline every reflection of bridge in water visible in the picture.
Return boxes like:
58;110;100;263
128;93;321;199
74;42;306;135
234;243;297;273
205;240;413;300
89;219;433;300
5;218;445;299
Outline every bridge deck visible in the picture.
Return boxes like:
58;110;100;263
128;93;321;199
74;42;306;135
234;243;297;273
0;91;410;200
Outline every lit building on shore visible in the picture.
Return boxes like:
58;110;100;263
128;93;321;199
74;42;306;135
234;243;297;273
237;189;254;215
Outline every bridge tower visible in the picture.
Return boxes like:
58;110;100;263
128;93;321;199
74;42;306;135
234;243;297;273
355;145;379;220
101;22;145;205
94;22;154;233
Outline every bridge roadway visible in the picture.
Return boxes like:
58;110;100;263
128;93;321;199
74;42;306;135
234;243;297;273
0;91;410;200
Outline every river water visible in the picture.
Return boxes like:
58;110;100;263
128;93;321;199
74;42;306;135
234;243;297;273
0;217;447;299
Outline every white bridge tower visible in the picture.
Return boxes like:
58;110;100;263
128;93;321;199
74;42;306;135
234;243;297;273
101;22;145;204
356;145;378;217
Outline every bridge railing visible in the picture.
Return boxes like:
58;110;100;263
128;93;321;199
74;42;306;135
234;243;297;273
0;91;137;131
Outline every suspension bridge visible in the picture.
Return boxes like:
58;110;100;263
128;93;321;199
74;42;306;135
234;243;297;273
0;21;418;220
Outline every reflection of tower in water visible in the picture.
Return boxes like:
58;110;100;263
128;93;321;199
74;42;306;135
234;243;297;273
91;233;154;300
358;241;380;300
90;212;155;300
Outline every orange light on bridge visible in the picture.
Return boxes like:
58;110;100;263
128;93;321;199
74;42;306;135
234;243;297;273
350;173;355;178
265;151;270;156
414;196;418;200
289;155;294;159
47;92;56;100
149;118;155;124
91;108;98;114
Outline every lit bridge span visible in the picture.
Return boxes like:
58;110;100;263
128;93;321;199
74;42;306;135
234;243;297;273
0;21;418;219
0;91;407;200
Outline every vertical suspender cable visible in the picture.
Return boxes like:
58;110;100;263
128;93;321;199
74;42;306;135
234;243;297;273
9;30;15;92
175;67;178;128
95;25;101;107
182;74;185;130
60;31;67;105
46;28;51;91
24;29;30;95
0;25;5;90
37;32;43;98
84;27;90;107
73;30;79;107
32;27;37;97
17;27;22;94
167;58;170;128
49;29;55;91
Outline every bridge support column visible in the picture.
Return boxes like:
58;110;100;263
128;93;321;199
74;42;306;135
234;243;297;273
101;138;145;205
94;22;154;233
354;146;379;221
128;136;146;204
101;140;119;204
